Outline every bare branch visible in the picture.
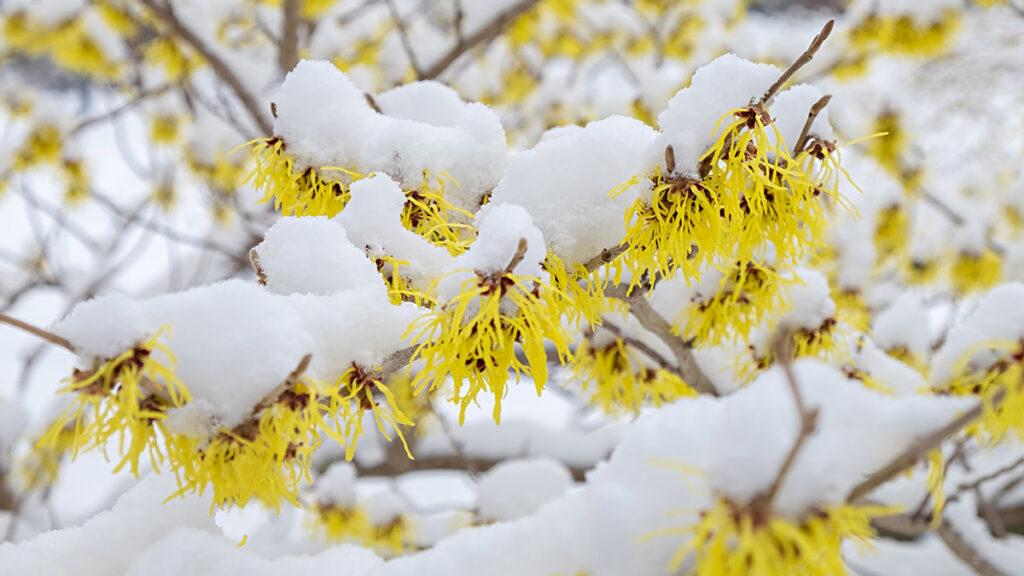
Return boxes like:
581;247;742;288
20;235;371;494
423;0;541;80
936;521;1009;576
504;238;529;274
136;0;273;135
793;94;832;154
385;0;424;79
847;391;1002;502
278;0;301;74
0;313;75;353
582;243;628;273
746;332;820;515
605;284;718;396
760;19;835;105
600;320;676;372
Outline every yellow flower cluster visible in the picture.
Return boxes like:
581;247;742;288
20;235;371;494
317;365;415;461
408;271;570;424
946;343;1024;443
849;11;961;58
38;328;419;509
247;137;363;217
166;383;320;510
622;107;841;289
571;336;695;415
677;262;785;346
38;328;190;477
667;498;897;576
2;11;123;80
950;249;1003;296
308;502;411;556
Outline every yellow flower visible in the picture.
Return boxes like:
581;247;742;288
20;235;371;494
316;365;415;461
666;498;897;575
950;249;1002;296
166;381;320;510
61;159;90;206
14;124;63;170
946;344;1024;443
39;327;190;477
543;254;617;327
623;107;839;287
571;335;695;415
408;269;570;424
678;262;785;346
874;205;908;268
150;114;181;145
247;137;363;217
144;36;203;81
308;502;411;555
399;173;476;255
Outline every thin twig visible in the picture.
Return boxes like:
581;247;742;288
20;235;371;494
847;391;1003;502
751;331;820;512
504;238;529;274
792;94;832;154
423;0;540;79
385;0;424;79
600;321;675;372
0;313;75;353
136;0;273;135
935;521;1008;576
760;19;835;105
582;243;628;273
605;284;718;396
278;0;301;74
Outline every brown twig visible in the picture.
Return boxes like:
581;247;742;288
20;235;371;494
423;0;541;79
71;85;170;135
504;238;529;275
582;243;628;273
605;284;718;396
847;391;1003;503
760;19;835;105
278;0;301;74
600;321;675;373
136;0;273;135
750;331;820;512
935;521;1009;576
249;248;268;285
0;313;75;353
384;0;424;79
792;94;832;154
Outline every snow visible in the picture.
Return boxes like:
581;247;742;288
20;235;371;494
653;54;781;177
476;458;573;522
873;293;931;360
273;61;506;211
933;283;1024;385
438;204;546;301
124;529;383;576
254;216;384;297
336;174;453;290
0;475;212;576
489;116;657;266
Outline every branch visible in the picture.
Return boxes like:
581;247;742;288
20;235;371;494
750;332;819;512
792;94;832;154
760;19;834;105
582;243;628;273
384;0;424;79
504;238;529;274
935;521;1009;576
354;448;590;482
847;391;1002;502
422;0;541;79
278;0;300;74
136;0;273;135
0;313;75;353
600;321;675;373
921;191;1006;256
605;284;718;396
